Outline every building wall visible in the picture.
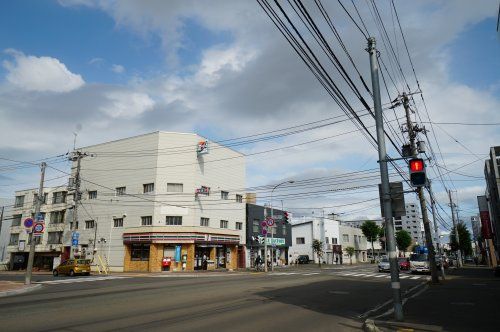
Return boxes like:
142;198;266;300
484;146;500;250
395;203;424;245
339;224;367;263
74;132;246;271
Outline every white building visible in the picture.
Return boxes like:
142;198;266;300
342;219;384;257
395;203;424;246
72;131;247;272
289;216;340;264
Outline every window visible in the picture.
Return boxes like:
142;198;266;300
236;194;243;203
236;222;242;230
200;217;210;227
9;233;19;245
332;237;338;244
141;216;152;226
282;226;287;236
69;221;79;230
28;233;41;245
143;183;154;194
221;191;229;200
131;244;150;261
342;234;349;242
296;237;305;245
33;193;48;205
220;220;228;228
47;232;63;244
11;214;22;226
325;237;329;244
88;191;97;199
167;183;183;193
113;218;123;228
253;219;259;233
395;226;403;231
166;216;182;226
115;187;126;196
85;220;95;229
50;210;65;224
52;191;67;204
14;195;24;208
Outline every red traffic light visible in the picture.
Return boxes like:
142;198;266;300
409;158;424;172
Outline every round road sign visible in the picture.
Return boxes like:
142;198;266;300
33;222;45;234
261;221;267;227
23;218;34;228
266;218;275;227
261;228;268;236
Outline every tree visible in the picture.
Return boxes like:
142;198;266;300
396;230;412;256
450;222;473;257
345;247;355;265
312;239;324;268
378;226;386;252
361;221;381;262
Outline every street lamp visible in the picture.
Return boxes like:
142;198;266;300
269;180;295;272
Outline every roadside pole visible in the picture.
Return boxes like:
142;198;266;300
25;162;46;285
368;37;403;321
402;93;439;284
428;180;445;280
264;207;268;272
69;151;87;259
448;190;463;267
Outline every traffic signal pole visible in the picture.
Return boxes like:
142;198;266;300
402;93;439;284
25;162;46;285
428;180;445;280
368;37;403;321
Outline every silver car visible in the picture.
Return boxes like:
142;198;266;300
378;258;390;272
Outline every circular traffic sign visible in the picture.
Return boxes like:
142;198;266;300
261;228;268;236
23;218;34;228
33;222;45;234
261;221;268;227
266;218;275;227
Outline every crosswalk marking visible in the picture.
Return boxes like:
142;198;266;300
302;272;320;276
374;274;386;278
38;276;129;284
410;276;420;280
399;275;410;279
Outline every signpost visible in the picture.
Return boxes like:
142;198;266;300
32;222;44;237
23;218;34;229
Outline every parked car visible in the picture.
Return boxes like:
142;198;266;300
297;255;310;264
53;259;91;276
398;257;410;270
378;257;390;272
410;253;429;274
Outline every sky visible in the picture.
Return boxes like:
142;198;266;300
0;0;499;238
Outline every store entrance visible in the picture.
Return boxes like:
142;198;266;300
216;246;227;268
194;247;211;270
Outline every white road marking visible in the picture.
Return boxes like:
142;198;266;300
39;276;130;284
399;275;410;279
410;276;421;279
302;272;320;276
374;274;386;278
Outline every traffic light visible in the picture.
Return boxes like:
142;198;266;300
409;158;426;187
284;211;289;223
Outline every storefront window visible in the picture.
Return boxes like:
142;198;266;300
131;244;150;261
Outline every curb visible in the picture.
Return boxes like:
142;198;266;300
0;284;42;298
371;320;443;331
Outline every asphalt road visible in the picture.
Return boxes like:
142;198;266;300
0;265;423;332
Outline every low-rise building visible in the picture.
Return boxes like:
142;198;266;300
6;186;69;270
339;223;368;264
246;204;292;266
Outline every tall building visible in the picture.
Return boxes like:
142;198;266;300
484;146;500;252
73;132;247;272
395;203;424;245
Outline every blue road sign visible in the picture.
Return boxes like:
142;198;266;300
23;218;34;228
72;232;80;240
36;213;44;222
72;238;79;247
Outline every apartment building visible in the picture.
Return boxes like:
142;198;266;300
70;131;246;272
394;203;424;245
338;223;368;263
6;186;69;270
484;146;500;252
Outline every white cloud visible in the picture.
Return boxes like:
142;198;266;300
111;64;125;73
2;49;84;93
101;90;155;118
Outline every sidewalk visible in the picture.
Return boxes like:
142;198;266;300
370;266;499;331
0;281;42;298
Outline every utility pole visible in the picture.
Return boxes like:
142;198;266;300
448;189;463;267
69;151;87;259
428;180;445;279
368;37;403;321
25;162;46;285
264;206;268;272
401;93;439;284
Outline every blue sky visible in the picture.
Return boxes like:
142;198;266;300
0;0;498;233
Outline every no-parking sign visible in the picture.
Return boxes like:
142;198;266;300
33;222;45;237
